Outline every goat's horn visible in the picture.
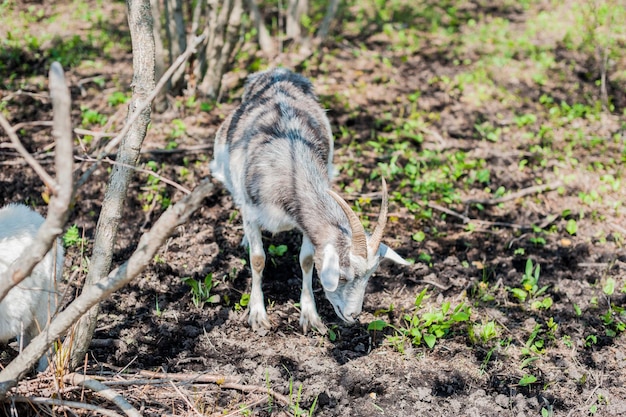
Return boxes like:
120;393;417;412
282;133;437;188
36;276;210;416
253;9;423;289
368;177;388;256
328;189;368;259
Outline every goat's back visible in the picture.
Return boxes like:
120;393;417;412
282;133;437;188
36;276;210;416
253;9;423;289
211;69;335;232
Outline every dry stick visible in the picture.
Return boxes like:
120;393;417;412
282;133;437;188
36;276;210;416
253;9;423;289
428;204;559;231
0;62;74;305
75;155;192;194
0;180;215;398
9;120;116;139
11;396;124;417
103;367;292;406
0;115;57;190
462;180;564;206
167;379;203;417
75;33;207;190
64;374;142;417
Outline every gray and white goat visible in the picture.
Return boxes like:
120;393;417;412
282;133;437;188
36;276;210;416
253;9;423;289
210;68;408;333
0;203;63;371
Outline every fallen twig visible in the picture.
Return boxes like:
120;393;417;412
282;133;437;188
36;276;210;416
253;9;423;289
10;396;125;417
428;202;559;232
463;180;564;206
64;373;142;417
102;366;293;406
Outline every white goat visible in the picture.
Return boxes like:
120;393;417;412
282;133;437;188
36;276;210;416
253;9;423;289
0;203;63;371
210;68;408;333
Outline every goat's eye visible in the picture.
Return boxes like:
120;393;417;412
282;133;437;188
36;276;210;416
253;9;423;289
338;276;348;283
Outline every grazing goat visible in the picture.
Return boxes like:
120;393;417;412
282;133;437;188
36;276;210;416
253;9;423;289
210;68;408;333
0;203;63;371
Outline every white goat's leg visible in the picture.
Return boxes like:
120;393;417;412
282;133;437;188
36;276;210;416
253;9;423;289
299;235;327;334
244;219;271;331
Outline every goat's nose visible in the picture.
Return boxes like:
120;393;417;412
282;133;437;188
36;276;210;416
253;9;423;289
345;312;360;323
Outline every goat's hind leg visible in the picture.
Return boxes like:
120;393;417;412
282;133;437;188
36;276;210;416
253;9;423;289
244;218;271;331
299;235;327;334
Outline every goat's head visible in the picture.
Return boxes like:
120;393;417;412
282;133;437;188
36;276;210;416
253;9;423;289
315;178;409;323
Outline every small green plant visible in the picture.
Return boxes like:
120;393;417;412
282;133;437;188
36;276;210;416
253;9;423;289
234;293;250;311
268;244;288;257
600;304;626;337
469;320;499;344
518;374;538;387
108;91;130;106
376;288;471;351
63;224;85;248
602;277;615;296
565;219;578;235
288;380;318;416
170;118;186;138
585;334;598;347
521;324;546;357
182;274;219;308
508;259;552;309
154;296;162;317
327;324;339;342
80;105;107;127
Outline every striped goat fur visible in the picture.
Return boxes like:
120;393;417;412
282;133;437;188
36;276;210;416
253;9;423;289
210;68;408;333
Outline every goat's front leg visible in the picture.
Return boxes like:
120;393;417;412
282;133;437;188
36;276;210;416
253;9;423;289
244;218;271;331
299;235;327;334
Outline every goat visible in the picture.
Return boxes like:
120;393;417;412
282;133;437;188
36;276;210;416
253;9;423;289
0;203;63;371
210;68;408;333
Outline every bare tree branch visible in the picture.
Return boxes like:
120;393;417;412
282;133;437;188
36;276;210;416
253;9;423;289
0;180;214;398
0;62;74;305
0;115;57;191
75;155;192;195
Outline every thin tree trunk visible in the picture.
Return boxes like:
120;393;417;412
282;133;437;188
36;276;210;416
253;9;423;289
69;0;156;370
286;0;307;41
245;0;274;55
164;0;187;92
198;0;242;99
317;0;339;40
151;0;168;111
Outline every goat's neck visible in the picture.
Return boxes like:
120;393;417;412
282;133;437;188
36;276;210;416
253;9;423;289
297;187;349;250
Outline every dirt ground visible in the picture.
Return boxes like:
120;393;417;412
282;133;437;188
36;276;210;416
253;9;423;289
1;0;626;416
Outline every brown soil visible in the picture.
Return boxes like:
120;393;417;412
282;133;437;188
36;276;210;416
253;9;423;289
1;1;626;416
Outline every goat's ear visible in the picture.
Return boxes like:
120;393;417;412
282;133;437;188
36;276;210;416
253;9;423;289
379;243;410;266
320;244;340;292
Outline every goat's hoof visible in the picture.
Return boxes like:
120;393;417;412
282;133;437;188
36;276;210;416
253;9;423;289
300;315;328;335
248;308;271;334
